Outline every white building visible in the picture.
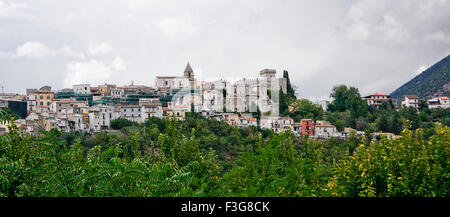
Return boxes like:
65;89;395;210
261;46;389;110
155;76;190;91
89;105;116;131
362;93;394;108
111;88;123;98
272;117;294;133
26;89;37;113
315;125;338;139
73;84;91;95
139;98;161;106
427;97;449;109
260;116;293;133
260;117;276;130
237;117;257;128
155;63;194;94
401;95;419;109
142;104;163;120
74;114;89;132
50;99;87;114
120;105;143;123
55;118;70;132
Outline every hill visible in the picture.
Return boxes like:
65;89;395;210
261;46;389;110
390;54;450;100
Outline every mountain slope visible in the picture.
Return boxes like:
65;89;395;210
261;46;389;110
391;54;450;100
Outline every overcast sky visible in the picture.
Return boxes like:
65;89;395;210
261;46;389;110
0;0;449;100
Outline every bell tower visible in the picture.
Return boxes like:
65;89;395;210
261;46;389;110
184;62;195;89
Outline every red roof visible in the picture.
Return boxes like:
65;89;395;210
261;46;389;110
52;99;79;103
315;125;336;128
371;93;389;96
404;95;419;99
440;97;449;100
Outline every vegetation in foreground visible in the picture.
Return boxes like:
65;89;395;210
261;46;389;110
0;109;448;197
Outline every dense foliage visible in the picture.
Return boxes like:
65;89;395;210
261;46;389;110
1;109;449;197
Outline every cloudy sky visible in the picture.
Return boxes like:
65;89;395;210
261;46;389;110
0;0;449;100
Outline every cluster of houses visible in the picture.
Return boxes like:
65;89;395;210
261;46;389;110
359;93;449;110
0;63;283;135
0;63;448;138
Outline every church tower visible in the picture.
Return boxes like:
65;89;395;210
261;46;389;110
184;62;195;89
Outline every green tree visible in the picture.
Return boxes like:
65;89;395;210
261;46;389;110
110;118;135;130
289;99;324;121
377;115;389;132
390;112;403;134
283;70;297;99
335;120;345;132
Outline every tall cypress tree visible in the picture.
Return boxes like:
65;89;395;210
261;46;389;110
283;70;296;99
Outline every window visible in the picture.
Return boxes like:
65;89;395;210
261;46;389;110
40;96;43;99
47;95;50;99
40;102;43;106
47;102;50;106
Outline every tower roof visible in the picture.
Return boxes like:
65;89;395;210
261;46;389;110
184;62;193;73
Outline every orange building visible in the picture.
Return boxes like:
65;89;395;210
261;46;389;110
27;86;54;113
301;119;314;136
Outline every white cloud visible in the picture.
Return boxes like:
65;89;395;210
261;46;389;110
340;0;448;44
111;57;128;71
414;64;429;75
88;42;113;56
0;1;28;18
14;41;85;59
63;57;128;87
60;46;86;59
155;15;199;38
16;41;55;58
424;31;450;43
376;14;410;43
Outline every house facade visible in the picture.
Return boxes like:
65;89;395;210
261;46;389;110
401;95;419;109
362;93;394;108
428;97;449;109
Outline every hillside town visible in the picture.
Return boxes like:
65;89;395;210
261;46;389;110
1;63;449;139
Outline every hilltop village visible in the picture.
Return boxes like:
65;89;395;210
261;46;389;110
1;63;449;139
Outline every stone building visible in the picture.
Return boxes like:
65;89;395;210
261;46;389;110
73;84;91;95
155;62;194;94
